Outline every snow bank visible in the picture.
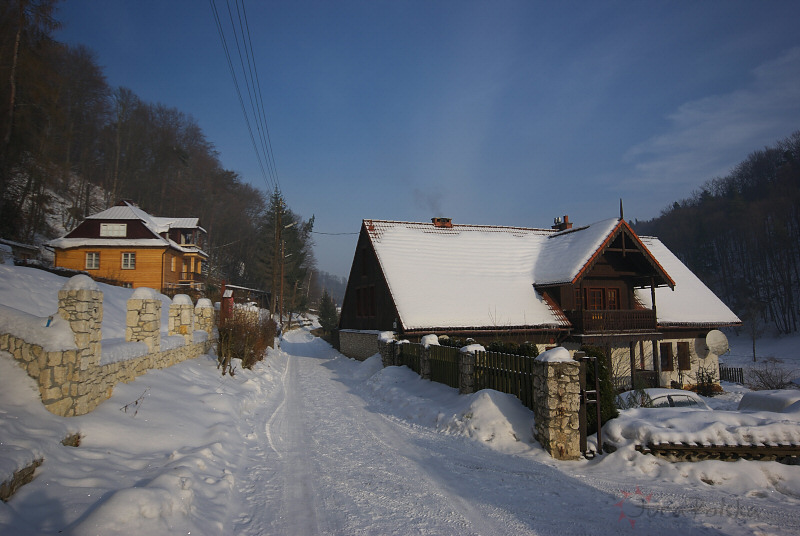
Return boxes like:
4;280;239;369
738;390;800;413
100;338;149;365
460;344;485;354
0;303;76;351
61;274;99;291
535;346;572;363
196;298;213;308
604;406;800;448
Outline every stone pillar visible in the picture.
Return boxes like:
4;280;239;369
58;275;102;369
532;357;581;460
169;294;195;344
458;347;479;395
195;298;214;335
378;338;396;368
126;287;161;353
420;345;431;380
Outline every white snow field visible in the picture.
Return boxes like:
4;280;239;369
1;264;800;534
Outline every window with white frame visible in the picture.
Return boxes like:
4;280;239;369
100;223;127;237
85;252;100;270
122;252;136;269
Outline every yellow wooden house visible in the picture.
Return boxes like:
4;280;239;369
48;200;209;293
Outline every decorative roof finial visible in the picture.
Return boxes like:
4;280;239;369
619;198;624;221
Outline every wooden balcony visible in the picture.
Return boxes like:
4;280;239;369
565;309;656;334
179;272;203;283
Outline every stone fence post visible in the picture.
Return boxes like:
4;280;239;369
532;348;581;460
195;298;214;335
420;345;432;380
377;335;397;368
169;294;195;344
58;275;102;370
458;345;482;395
126;287;161;353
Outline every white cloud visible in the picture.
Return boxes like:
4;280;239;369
624;47;800;188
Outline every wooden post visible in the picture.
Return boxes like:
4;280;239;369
629;341;636;389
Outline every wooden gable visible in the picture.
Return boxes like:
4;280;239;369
338;222;400;332
572;220;674;290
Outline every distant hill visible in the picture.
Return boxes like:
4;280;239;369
633;131;800;335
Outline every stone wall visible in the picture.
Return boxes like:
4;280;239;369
339;329;380;361
0;278;215;417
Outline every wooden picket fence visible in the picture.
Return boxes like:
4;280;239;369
475;350;537;411
396;343;422;375
428;345;459;388
397;343;538;409
719;364;744;384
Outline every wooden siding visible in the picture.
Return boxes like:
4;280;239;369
339;226;398;331
55;246;167;290
65;219;157;239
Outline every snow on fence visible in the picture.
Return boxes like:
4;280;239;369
379;337;581;460
0;276;215;417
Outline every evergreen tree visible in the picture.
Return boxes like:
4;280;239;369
318;289;339;333
580;345;619;437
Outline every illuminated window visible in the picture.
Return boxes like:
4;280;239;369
85;252;99;270
100;223;126;237
587;289;604;310
606;288;619;310
122;252;136;270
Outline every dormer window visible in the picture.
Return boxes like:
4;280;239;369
100;223;127;237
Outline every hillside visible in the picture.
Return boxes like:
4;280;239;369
634;131;800;335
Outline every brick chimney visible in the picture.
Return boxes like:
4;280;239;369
552;215;573;232
431;217;453;228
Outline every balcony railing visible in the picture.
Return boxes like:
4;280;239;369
179;272;203;283
564;309;656;334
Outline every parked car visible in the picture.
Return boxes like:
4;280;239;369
738;389;800;413
616;388;711;410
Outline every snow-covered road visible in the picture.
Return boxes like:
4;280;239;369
225;330;727;535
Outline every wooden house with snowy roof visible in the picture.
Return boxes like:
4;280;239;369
48;200;208;293
338;215;740;390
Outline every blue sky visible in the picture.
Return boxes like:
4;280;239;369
55;1;800;278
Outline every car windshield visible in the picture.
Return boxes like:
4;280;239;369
649;396;671;408
670;395;699;407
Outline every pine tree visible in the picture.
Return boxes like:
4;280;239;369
318;289;338;333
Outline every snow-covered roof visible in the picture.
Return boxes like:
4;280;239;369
84;201;203;234
365;220;566;331
364;219;739;331
49;201;208;256
635;237;741;326
533;218;620;285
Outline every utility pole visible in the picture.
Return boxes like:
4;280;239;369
279;239;285;322
270;199;282;319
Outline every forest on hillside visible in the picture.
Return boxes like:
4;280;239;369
633;131;800;335
0;1;341;311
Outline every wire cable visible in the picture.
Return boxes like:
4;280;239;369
209;0;278;193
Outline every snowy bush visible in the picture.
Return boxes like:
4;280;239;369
217;310;276;374
746;358;798;391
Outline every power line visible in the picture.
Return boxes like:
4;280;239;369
310;231;359;236
209;0;280;193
